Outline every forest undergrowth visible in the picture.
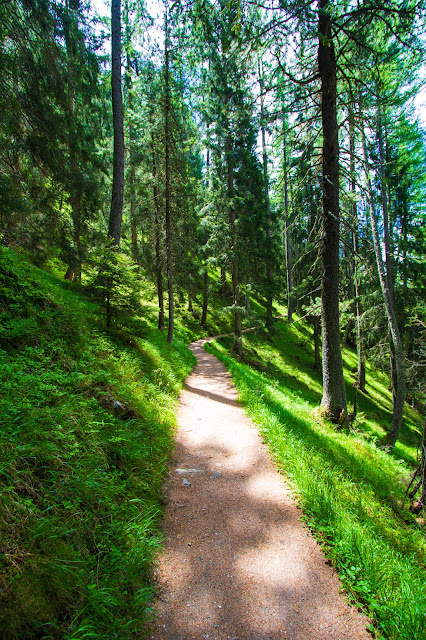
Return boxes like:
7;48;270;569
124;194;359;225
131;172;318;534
0;246;203;640
207;325;425;640
1;245;426;640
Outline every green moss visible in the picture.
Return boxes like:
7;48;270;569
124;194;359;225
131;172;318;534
0;246;195;640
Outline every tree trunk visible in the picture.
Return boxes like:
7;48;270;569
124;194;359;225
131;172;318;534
124;0;138;263
318;0;347;424
258;58;274;331
313;311;321;373
200;144;210;329
64;4;83;282
353;227;366;391
152;135;165;331
349;109;365;391
71;192;82;281
109;0;124;246
361;121;406;448
220;267;227;296
200;226;208;329
164;8;174;344
226;134;243;357
283;113;293;324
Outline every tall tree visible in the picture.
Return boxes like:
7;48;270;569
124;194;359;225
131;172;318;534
361;116;406;448
318;0;347;423
109;0;125;246
164;4;174;343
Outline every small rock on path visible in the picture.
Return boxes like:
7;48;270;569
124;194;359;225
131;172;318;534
150;339;371;640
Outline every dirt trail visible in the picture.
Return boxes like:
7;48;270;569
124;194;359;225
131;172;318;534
150;339;371;640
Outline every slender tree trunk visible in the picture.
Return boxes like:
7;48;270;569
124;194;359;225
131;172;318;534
152;134;165;331
313;312;321;373
377;111;394;298
200;144;210;329
353;227;366;391
188;283;193;312
124;0;138;263
361;121;406;448
71;193;82;281
109;0;124;246
258;58;274;331
220;267;227;296
318;0;347;423
64;4;82;281
106;0;124;330
283;113;293;324
201;256;208;328
377;112;399;411
349;109;365;391
227;134;243;357
164;8;174;344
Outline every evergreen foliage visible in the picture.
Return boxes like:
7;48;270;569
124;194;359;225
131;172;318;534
1;0;426;635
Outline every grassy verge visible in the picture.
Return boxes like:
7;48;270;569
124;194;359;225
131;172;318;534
0;247;195;640
207;321;425;640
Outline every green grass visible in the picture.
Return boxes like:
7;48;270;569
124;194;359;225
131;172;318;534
207;320;426;640
0;247;195;640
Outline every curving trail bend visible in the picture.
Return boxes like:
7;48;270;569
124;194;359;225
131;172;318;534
150;339;371;640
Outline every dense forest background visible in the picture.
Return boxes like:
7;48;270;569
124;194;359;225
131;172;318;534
2;0;425;431
1;0;426;637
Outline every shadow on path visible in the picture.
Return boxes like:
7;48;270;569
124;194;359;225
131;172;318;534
150;339;371;640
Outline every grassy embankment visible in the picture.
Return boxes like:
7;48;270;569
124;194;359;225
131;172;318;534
207;321;425;640
0;246;228;640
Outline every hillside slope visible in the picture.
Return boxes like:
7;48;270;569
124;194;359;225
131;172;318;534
0;247;195;640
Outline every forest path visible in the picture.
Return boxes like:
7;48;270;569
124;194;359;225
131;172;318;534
150;339;371;640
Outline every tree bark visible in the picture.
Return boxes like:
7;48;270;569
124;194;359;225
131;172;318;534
125;14;138;263
258;58;274;331
226;134;243;357
349;109;365;391
200;144;210;329
152;134;165;331
164;8;174;344
313;311;321;373
361;121;406;448
283;113;293;324
318;0;347;423
353;226;366;391
108;0;124;246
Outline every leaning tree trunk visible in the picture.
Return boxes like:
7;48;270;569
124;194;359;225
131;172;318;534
318;0;347;424
361;121;406;448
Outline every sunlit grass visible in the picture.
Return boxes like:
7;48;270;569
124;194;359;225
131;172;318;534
207;320;425;640
0;247;195;640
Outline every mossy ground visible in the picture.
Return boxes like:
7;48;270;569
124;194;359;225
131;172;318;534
0;247;199;640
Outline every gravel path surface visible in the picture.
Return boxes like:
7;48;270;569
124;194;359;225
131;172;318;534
150;339;371;640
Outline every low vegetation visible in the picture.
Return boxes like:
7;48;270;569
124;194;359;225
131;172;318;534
1;246;425;640
207;322;425;640
0;246;197;640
